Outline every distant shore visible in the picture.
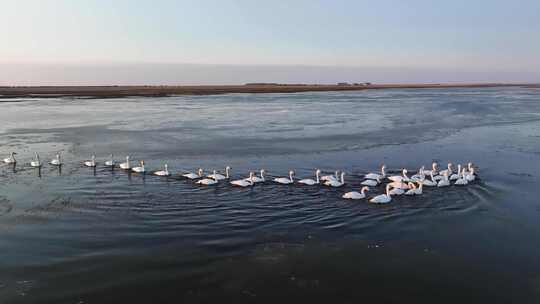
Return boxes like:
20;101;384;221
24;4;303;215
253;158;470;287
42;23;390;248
0;83;534;99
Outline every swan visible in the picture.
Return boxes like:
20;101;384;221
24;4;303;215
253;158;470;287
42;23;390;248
422;172;438;187
389;186;405;195
153;164;171;176
437;172;450;187
410;166;425;182
183;168;203;179
132;160;146;173
434;163;453;181
321;171;339;182
450;164;462;181
361;177;380;187
84;155;97;167
365;165;386;180
298;169;321;185
465;162;474;175
119;156;131;170
415;181;424;195
438;163;453;177
50;154;62;166
455;168;469;185
342;186;369;200
231;172;254;187
388;169;409;183
249;169;266;183
196;171;219;185
30;152;42;167
105;154;115;167
422;162;438;176
207;166;230;180
433;174;444;181
274;170;295;185
3;152;16;164
405;182;423;195
370;184;393;204
465;166;476;182
405;182;417;195
388;181;409;190
324;172;345;187
401;169;412;182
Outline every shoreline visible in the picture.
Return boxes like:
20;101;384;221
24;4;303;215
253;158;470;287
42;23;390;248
0;83;533;99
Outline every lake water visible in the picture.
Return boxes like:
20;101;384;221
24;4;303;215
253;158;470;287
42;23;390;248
1;87;540;303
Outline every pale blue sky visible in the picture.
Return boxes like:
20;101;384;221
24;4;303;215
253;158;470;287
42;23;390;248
1;0;539;84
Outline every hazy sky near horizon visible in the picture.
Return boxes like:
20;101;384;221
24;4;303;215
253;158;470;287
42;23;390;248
1;0;539;84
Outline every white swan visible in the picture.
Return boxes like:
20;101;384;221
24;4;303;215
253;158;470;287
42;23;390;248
422;172;437;187
361;177;380;187
433;174;443;181
249;169;266;183
197;171;219;185
434;163;453;181
321;170;339;182
3;152;16;164
105;154;115;167
455;168;469;185
365;165;386;180
463;162;473;175
438;163;453;177
207;166;230;180
465;165;476;182
183;168;203;179
50;154;62;166
132;160;145;173
324;172;345;187
370;184;393;204
84;155;96;167
119;156;131;170
388;169;409;182
342;186;369;200
274;170;295;185
298;169;321;185
231;172;254;187
415;181;424;195
389;187;405;195
30;152;42;167
450;164;462;181
388;181;410;190
154;164;171;176
410;166;425;182
405;182;423;195
437;172;450;187
422;162;438;176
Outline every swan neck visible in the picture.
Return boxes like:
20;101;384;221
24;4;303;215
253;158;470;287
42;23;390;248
386;185;391;196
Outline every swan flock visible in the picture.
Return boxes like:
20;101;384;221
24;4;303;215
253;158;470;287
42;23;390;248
2;153;478;204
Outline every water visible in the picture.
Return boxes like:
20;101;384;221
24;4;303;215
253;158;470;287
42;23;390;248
1;87;540;303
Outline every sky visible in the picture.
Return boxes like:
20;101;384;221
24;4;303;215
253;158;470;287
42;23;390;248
1;0;539;85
